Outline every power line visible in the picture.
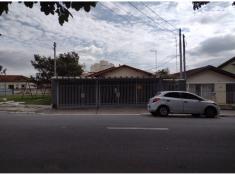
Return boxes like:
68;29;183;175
147;55;176;71
141;2;177;30
128;2;177;35
98;2;179;73
114;2;176;38
98;3;133;25
115;3;132;16
99;2;177;42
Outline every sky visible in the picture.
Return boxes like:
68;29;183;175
0;1;235;76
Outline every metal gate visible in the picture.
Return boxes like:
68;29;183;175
226;83;235;104
52;77;186;109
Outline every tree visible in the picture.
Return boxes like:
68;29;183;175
193;1;235;10
56;52;83;77
0;65;7;75
31;51;84;84
0;2;96;26
155;68;170;78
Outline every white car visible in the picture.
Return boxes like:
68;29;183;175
147;91;220;117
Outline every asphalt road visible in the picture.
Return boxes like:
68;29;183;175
0;112;235;173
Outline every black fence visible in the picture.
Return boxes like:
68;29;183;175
52;77;186;109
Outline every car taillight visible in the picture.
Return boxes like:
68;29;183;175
153;98;160;103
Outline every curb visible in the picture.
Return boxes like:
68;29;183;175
0;110;233;117
3;112;233;117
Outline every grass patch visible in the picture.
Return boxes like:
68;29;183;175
0;95;51;105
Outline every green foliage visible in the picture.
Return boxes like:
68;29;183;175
31;55;54;84
31;51;84;83
57;52;83;77
193;1;235;10
155;68;170;78
0;95;51;105
192;1;210;10
0;65;6;75
0;2;97;26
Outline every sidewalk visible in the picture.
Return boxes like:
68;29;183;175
0;102;234;116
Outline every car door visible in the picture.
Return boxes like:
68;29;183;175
181;92;203;114
163;92;184;113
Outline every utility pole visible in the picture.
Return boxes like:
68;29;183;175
150;49;157;73
183;34;186;80
53;42;57;77
179;28;183;79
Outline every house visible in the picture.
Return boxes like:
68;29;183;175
218;56;235;74
0;75;30;89
88;64;154;78
171;65;235;105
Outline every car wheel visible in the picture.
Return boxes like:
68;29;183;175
205;107;217;118
158;106;169;117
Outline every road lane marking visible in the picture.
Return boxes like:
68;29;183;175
107;127;169;130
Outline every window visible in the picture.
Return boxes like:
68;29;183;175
181;92;201;100
188;84;214;100
164;92;180;98
8;85;14;89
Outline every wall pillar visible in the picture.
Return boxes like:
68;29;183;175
215;83;226;104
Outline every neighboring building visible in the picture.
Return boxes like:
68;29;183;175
218;56;235;74
171;65;235;105
90;60;114;72
88;64;154;78
0;75;34;93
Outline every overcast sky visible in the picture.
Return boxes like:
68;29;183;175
0;1;235;76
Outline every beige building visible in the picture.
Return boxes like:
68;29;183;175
0;75;30;89
90;60;114;72
218;57;235;74
172;65;235;105
88;64;154;78
0;75;35;95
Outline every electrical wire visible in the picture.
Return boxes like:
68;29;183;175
141;2;177;30
128;2;177;35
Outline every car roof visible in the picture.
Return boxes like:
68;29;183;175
158;91;205;99
160;91;188;94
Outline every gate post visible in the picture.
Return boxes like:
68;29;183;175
135;78;137;105
52;78;59;109
96;78;99;108
56;79;59;108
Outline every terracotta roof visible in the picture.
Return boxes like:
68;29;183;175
0;75;29;82
88;65;154;77
171;65;235;79
218;56;235;68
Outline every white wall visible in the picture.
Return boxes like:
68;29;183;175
187;70;235;84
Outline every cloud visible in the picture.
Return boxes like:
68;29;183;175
0;49;36;76
76;45;103;56
190;34;235;56
1;1;235;75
